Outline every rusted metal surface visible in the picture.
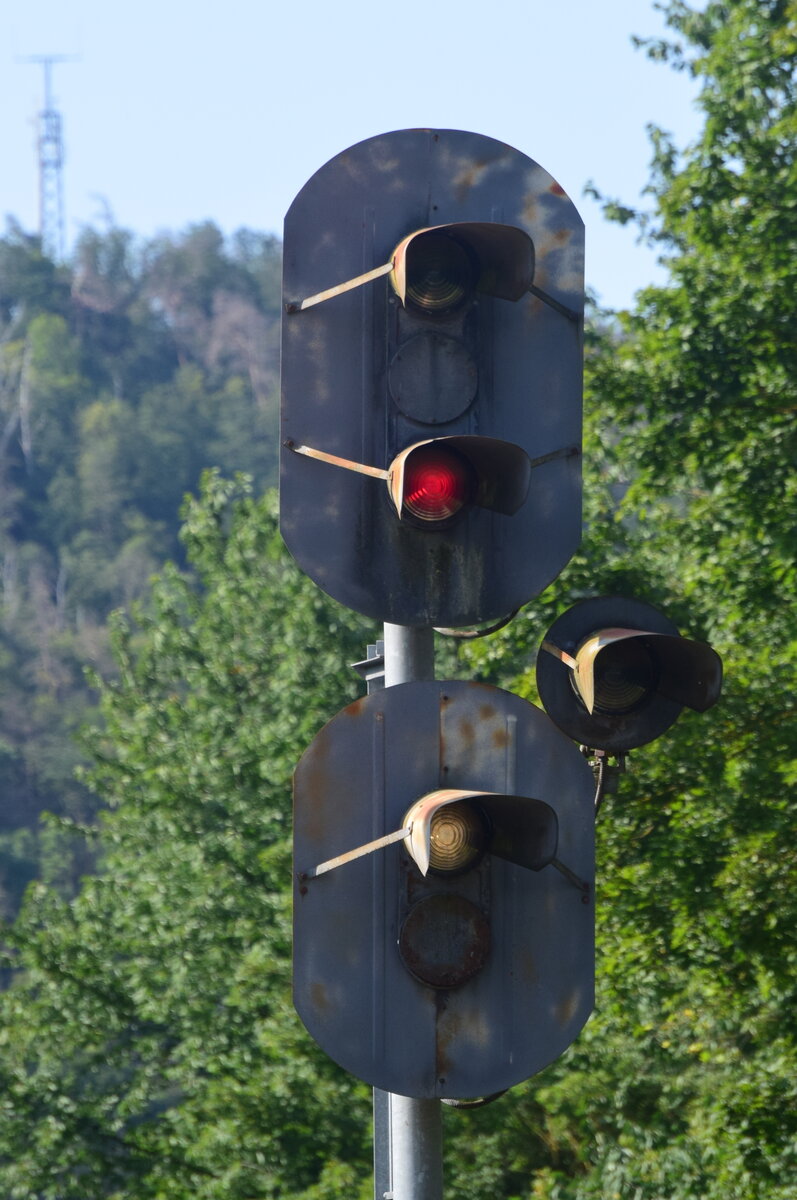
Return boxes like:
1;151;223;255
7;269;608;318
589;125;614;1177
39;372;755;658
292;680;594;1099
399;894;490;989
280;128;584;628
389;332;477;424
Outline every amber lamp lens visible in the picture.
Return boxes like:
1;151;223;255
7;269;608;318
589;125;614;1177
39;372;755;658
405;233;475;312
402;445;474;522
592;639;660;714
428;802;487;873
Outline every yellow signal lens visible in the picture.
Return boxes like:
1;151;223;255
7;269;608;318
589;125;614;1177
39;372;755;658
428;802;487;873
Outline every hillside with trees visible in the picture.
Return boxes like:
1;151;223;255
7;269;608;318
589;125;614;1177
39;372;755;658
0;0;795;1196
0;221;281;909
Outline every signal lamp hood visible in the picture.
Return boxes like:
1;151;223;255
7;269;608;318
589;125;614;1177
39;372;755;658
390;223;535;307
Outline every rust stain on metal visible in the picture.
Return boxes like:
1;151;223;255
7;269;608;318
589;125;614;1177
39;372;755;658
555;987;580;1028
435;991;452;1082
553;228;571;246
310;981;329;1014
464;680;491;696
401;853;426;907
521;196;540;228
295;737;333;844
453;159;490;202
492;727;510;750
527;289;546;316
479;704;495;722
344;696;370;721
439;692;449;782
295;696;376;848
459;718;476;746
398;894;490;989
435;1000;494;1087
549;181;566;196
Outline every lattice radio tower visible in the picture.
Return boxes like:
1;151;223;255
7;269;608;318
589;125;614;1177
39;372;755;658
21;55;76;260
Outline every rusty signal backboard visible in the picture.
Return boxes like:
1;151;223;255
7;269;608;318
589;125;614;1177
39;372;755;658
293;680;595;1099
280;128;584;628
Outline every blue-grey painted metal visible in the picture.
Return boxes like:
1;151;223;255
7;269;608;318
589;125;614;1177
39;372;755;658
281;128;584;628
380;625;442;1200
293;680;595;1099
361;634;434;1200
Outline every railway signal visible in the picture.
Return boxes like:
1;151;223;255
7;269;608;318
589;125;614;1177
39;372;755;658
293;681;595;1099
280;132;726;1199
280;128;584;628
537;596;723;752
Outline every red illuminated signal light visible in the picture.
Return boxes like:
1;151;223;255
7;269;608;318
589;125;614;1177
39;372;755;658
401;444;475;522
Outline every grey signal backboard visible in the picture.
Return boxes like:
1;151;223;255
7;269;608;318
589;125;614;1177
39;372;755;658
281;128;584;628
293;681;595;1099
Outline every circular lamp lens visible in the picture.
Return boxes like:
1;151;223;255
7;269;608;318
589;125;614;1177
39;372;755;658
592;639;660;714
405;233;475;313
402;444;475;523
428;802;487;873
399;894;490;988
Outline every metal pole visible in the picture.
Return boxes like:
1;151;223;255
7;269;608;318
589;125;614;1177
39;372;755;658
386;1093;443;1200
383;623;435;686
375;622;442;1200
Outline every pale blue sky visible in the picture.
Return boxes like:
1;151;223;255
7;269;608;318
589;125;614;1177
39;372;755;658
1;0;703;309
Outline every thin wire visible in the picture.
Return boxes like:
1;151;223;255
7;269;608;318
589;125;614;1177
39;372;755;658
593;753;608;816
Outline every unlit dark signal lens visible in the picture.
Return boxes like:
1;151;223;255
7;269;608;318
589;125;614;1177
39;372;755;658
592;639;660;715
405;233;476;313
428;802;488;873
402;444;475;522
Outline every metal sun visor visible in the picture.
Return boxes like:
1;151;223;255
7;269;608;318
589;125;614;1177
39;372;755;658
570;627;724;715
390;222;536;304
387;436;533;518
403;788;559;877
293;221;535;313
302;788;559;882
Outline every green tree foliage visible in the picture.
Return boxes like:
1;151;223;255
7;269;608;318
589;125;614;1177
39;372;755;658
594;0;797;632
0;220;282;907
